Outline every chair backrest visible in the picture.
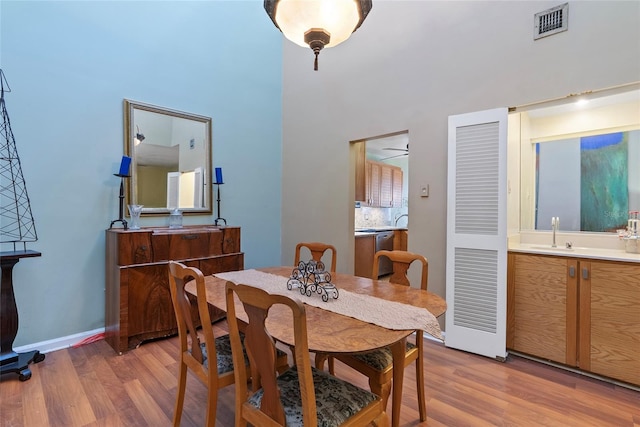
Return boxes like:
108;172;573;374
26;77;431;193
372;250;428;290
226;282;316;427
294;242;337;272
168;261;215;367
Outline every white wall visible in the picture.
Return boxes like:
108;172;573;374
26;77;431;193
280;1;640;317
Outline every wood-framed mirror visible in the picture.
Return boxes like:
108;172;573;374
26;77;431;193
123;99;212;215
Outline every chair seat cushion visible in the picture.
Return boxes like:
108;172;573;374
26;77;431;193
349;341;417;371
201;333;286;375
247;366;378;427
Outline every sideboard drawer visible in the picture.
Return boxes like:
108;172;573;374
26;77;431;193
152;230;218;261
222;227;241;254
113;231;153;265
200;253;244;275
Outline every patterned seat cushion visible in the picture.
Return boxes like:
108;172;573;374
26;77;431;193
349;341;417;371
247;366;379;427
199;333;287;375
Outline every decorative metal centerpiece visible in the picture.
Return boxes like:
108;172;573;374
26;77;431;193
287;260;339;302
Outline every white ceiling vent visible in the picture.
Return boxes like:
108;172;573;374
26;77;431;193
534;3;568;40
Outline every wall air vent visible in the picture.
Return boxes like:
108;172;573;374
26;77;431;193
534;3;568;40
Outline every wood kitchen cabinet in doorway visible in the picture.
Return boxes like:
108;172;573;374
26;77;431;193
354;229;408;278
356;159;403;208
354;234;375;277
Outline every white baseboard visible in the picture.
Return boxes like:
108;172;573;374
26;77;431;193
424;331;445;343
13;327;106;355
15;327;444;356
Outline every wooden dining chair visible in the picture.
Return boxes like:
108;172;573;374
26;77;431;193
169;262;287;426
225;281;389;427
294;242;337;272
327;250;429;422
168;261;241;426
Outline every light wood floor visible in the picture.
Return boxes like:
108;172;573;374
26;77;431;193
1;321;638;427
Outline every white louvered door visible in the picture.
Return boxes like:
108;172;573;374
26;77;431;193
167;171;180;209
445;108;508;360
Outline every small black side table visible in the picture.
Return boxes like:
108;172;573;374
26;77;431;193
1;250;45;381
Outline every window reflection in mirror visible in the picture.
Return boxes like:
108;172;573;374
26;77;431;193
535;130;639;232
516;85;640;233
124;100;212;215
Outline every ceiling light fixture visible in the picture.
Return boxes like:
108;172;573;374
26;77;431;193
134;125;145;145
264;0;372;71
575;98;589;107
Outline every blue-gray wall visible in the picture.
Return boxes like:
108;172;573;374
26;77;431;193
1;1;282;347
278;1;640;315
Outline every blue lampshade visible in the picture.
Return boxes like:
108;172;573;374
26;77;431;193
214;167;224;184
117;156;132;177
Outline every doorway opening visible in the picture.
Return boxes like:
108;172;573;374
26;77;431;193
352;131;409;277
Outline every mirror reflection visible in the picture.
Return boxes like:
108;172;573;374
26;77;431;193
515;86;640;232
124;100;212;215
535;130;639;232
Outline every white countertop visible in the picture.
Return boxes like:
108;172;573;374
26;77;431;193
355;226;408;236
355;226;407;232
509;242;640;263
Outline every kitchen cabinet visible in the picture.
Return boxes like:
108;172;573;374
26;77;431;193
393;229;408;251
105;225;244;354
391;167;403;208
358;159;403;208
354;229;409;278
507;252;640;386
379;164;393;207
507;253;576;365
584;260;640;385
354;234;376;278
366;161;382;207
355;142;367;203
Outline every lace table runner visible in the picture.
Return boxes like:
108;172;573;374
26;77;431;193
214;269;443;341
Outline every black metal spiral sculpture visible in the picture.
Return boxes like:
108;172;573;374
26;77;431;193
287;260;338;302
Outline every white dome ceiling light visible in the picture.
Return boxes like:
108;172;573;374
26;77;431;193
264;0;372;71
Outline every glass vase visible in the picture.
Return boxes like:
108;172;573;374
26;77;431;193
127;204;143;230
169;208;183;229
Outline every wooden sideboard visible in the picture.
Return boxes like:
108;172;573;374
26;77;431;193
105;225;244;354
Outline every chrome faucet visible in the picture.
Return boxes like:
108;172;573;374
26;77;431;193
395;213;408;227
551;216;559;247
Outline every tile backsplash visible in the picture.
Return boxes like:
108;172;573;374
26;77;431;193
355;206;408;228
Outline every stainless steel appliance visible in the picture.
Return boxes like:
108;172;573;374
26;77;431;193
375;231;394;277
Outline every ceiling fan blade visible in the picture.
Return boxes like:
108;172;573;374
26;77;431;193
382;142;409;152
381;153;408;160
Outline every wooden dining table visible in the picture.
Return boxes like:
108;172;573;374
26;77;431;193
186;266;446;427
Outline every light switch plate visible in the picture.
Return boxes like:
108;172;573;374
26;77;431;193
420;185;429;198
